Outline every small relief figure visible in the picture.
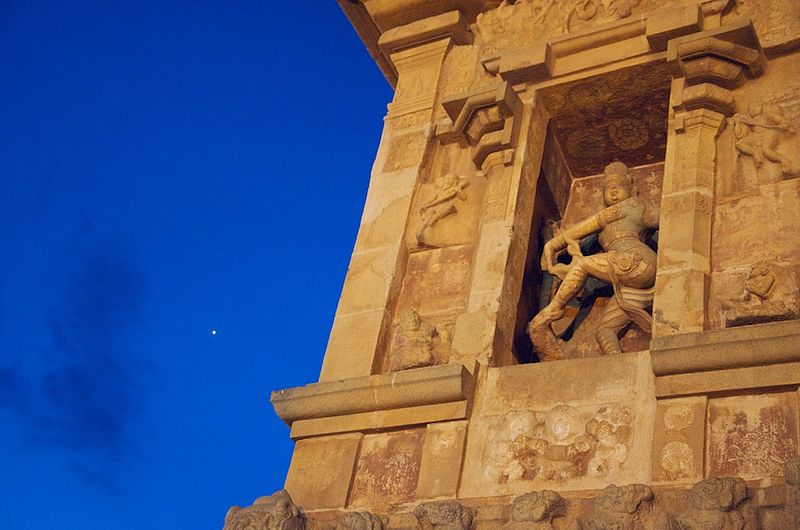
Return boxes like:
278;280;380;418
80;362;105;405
528;161;659;360
389;309;441;372
581;484;669;530
416;173;470;247
721;261;800;328
731;102;799;179
224;490;306;530
505;491;567;530
672;477;748;530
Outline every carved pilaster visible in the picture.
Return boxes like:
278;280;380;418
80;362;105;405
652;22;766;338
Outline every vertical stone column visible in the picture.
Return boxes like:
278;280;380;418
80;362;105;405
653;95;725;336
319;13;471;381
439;88;550;368
651;23;765;338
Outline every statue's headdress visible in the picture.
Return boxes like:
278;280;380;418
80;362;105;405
603;161;633;189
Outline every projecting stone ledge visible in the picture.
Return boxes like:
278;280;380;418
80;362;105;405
650;319;800;376
270;363;473;439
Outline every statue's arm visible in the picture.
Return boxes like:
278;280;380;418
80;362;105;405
540;211;606;271
643;199;660;229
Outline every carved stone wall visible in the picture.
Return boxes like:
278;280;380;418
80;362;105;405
229;1;800;528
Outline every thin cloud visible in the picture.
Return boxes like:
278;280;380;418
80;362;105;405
0;242;147;493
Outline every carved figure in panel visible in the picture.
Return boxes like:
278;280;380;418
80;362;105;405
505;491;567;530
485;405;633;485
580;484;670;530
787;456;800;529
672;477;748;530
721;261;800;328
528;162;659;360
389;309;441;372
332;512;383;530
731;102;799;179
416;173;470;247
414;501;476;530
224;490;306;530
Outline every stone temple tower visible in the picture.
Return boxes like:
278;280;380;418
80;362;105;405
224;1;800;528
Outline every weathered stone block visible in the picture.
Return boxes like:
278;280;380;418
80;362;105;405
708;392;799;481
349;430;424;508
285;433;363;510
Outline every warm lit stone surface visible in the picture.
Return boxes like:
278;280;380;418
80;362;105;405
228;0;800;526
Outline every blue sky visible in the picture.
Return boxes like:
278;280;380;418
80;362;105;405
0;2;392;528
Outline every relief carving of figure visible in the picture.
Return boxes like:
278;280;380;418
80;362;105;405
581;484;669;530
721;260;800;327
505;491;567;530
224;490;306;530
416;173;470;247
390;309;439;372
672;477;748;530
485;405;633;485
528;161;659;360
731;102;799;179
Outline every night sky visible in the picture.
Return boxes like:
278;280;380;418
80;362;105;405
0;2;392;528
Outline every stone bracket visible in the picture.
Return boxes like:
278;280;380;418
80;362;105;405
436;82;522;168
667;21;766;89
377;10;472;57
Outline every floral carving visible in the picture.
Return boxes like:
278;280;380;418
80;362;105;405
332;512;383;530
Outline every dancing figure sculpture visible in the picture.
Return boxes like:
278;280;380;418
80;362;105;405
528;161;659;360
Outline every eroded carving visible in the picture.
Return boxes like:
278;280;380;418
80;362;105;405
414;501;475;530
224;490;306;530
485;405;633;485
384;133;427;172
660;441;696;481
731;102;799;179
475;0;663;56
390;309;439;371
505;491;566;529
581;484;669;530
727;0;800;50
672;477;748;530
332;512;383;530
416;173;471;247
721;261;800;327
528;162;659;360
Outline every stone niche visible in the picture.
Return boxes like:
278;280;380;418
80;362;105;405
514;61;670;363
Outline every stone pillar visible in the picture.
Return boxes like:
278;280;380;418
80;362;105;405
319;13;471;381
652;23;765;338
436;86;549;368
